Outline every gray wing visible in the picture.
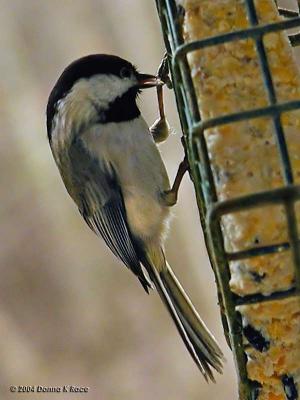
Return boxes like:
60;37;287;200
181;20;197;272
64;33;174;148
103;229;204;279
68;137;151;292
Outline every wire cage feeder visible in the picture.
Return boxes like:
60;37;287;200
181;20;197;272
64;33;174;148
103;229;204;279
155;1;300;399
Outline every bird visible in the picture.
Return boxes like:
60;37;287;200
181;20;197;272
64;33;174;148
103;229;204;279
46;54;223;381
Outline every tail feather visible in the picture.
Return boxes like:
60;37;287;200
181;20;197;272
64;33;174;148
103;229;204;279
145;260;224;381
163;264;224;367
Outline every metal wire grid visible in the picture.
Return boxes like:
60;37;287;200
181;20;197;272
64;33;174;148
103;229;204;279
155;1;300;399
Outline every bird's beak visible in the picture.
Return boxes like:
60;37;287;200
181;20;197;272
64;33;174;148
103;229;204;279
137;73;164;89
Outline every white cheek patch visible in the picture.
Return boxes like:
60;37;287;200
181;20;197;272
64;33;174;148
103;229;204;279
71;74;137;110
50;73;138;145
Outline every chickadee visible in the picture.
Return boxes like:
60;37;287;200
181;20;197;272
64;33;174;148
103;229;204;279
47;54;223;380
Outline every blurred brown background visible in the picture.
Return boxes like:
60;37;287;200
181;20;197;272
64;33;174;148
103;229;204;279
3;0;297;399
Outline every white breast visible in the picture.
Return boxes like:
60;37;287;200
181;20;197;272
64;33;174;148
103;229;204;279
82;116;171;242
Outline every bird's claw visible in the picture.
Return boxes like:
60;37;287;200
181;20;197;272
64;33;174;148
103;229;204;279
162;189;177;207
157;53;173;89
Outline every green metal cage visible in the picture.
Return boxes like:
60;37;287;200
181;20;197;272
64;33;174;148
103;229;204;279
155;1;300;399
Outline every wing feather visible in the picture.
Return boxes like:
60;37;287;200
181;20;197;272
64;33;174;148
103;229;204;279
69;137;151;292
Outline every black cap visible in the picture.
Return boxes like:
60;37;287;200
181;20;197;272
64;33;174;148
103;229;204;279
46;54;138;137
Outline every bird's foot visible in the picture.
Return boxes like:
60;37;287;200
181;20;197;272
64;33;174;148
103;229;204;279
162;157;189;206
157;53;172;89
162;189;178;207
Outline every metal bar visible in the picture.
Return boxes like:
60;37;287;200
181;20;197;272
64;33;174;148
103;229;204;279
208;185;300;221
289;32;300;46
157;0;233;355
207;213;250;400
278;7;299;18
244;0;294;184
226;242;290;262
284;201;300;296
155;1;300;399
192;100;300;134
193;138;218;205
174;17;300;64
234;287;299;306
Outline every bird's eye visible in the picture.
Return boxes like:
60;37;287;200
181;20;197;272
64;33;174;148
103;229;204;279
120;67;132;79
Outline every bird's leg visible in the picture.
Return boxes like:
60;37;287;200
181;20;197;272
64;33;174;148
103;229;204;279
162;157;189;206
151;53;172;143
157;84;165;119
155;54;188;205
156;52;171;121
157;52;172;89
